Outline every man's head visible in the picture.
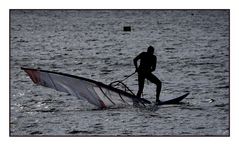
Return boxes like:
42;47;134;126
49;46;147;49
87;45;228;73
147;46;154;55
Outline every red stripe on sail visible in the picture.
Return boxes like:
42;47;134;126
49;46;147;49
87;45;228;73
99;99;107;109
24;69;41;84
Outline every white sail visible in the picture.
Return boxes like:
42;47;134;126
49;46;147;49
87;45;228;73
22;68;144;108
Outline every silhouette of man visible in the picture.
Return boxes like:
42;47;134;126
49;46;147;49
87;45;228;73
133;46;162;104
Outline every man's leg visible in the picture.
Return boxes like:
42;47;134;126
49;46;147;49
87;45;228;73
136;73;145;98
146;73;162;102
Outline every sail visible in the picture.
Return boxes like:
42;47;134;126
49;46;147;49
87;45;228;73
21;67;146;108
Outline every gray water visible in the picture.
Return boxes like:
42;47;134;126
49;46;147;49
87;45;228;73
10;10;229;136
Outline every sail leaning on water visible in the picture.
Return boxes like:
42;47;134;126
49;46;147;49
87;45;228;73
21;67;142;108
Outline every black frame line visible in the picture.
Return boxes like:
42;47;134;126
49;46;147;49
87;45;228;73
118;93;130;105
98;86;116;105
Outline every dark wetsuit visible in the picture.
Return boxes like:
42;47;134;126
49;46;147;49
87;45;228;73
134;52;162;102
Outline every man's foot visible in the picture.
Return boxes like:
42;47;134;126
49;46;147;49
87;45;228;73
155;100;162;105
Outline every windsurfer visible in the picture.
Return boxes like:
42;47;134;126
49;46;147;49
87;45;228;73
133;46;162;104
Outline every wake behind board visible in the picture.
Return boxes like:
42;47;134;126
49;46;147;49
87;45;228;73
157;92;190;105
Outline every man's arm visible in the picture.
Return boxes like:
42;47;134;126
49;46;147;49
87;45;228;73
133;53;142;71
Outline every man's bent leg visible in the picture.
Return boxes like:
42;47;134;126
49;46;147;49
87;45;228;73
147;73;162;102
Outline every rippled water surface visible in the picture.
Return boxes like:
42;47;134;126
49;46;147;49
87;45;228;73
10;10;229;136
